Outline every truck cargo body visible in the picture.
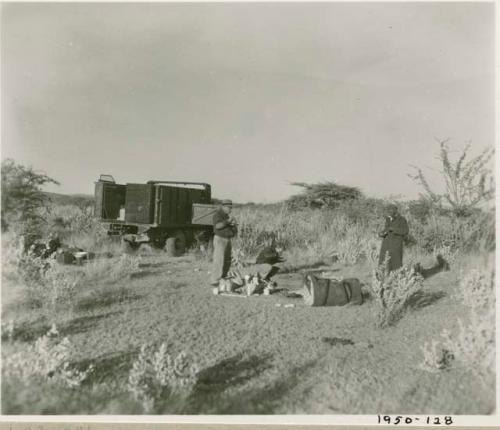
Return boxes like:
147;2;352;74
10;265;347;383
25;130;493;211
94;176;217;248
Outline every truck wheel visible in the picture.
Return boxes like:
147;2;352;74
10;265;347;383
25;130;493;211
150;236;166;249
165;230;186;257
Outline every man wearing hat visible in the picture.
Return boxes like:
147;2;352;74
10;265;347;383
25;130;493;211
378;203;409;272
210;199;238;286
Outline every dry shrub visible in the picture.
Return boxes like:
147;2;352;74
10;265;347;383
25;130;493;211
447;263;495;381
457;261;495;311
369;255;424;328
127;343;198;413
419;258;495;389
2;232;140;316
419;340;455;373
407;209;494;254
2;233;47;285
2;324;93;388
78;254;141;286
2;234;79;313
1;319;15;343
45;204;116;254
363;236;380;267
336;229;368;265
38;263;79;313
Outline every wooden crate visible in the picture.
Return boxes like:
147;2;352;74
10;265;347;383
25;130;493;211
192;203;218;226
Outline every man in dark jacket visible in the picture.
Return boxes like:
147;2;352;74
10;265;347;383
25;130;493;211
378;204;409;272
210;200;237;286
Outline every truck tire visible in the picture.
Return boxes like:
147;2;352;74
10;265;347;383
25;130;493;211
165;230;186;257
150;236;167;250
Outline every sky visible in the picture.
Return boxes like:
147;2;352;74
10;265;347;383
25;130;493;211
1;2;495;203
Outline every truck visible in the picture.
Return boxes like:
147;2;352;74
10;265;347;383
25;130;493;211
94;174;218;255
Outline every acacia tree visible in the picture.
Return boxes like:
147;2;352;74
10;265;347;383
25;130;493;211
286;181;363;210
409;139;494;217
1;159;59;236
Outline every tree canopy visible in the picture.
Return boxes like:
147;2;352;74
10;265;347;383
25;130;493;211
286;181;363;210
1;158;59;235
409;139;494;217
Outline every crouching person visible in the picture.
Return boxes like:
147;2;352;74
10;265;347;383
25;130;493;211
210;200;238;286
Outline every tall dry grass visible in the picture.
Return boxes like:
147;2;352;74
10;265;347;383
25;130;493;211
233;201;493;272
233;204;379;267
43;204;120;254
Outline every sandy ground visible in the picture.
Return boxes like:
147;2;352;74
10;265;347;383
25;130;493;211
2;251;494;414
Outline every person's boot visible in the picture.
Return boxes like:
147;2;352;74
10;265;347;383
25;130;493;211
436;254;450;271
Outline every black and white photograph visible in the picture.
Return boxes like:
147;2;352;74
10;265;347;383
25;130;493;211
0;0;496;421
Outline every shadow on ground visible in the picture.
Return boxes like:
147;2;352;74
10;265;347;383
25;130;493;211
280;261;328;274
76;289;142;312
406;290;447;310
2;312;122;343
61;312;123;336
183;352;273;413
130;270;159;279
1;319;50;343
77;348;140;385
183;354;316;414
138;262;170;269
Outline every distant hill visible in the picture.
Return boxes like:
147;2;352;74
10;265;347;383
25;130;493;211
44;192;94;207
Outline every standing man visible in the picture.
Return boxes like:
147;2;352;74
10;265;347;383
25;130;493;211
378;204;409;272
210;200;237;286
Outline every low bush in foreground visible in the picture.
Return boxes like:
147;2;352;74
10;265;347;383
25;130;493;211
2;232;142;318
419;257;495;392
127;343;199;413
2;324;93;389
369;255;424;328
2;325;199;414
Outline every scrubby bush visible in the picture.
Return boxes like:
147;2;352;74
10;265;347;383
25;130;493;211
78;254;141;285
1;159;59;242
2;234;46;286
127;343;198;413
1;319;15;343
405;208;494;255
419;259;495;389
336;230;368;265
369;256;424;328
2;234;79;313
409;139;494;217
334;198;387;225
44;204;112;252
2;230;139;316
2;325;93;388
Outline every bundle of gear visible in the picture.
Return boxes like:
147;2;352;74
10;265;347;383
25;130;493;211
212;246;282;297
212;273;278;296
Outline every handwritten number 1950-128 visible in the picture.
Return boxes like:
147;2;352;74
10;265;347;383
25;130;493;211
377;415;453;425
